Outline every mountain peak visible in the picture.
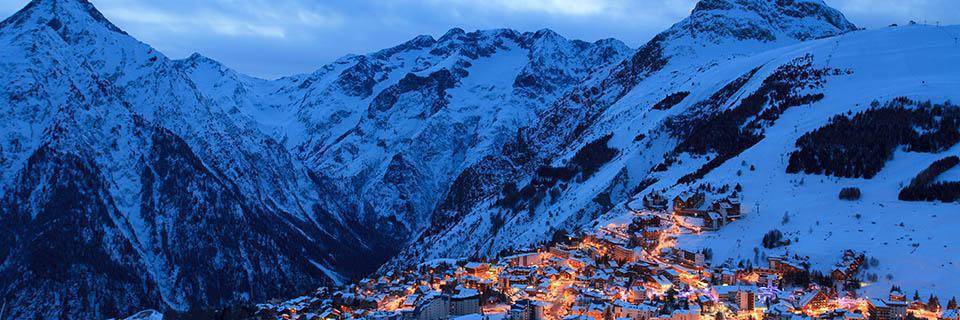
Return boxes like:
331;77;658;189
0;0;127;35
677;0;857;42
438;27;466;42
176;52;229;72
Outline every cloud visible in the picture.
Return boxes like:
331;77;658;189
1;0;958;79
829;0;959;26
464;0;612;16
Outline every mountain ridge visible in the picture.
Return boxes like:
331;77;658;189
2;0;959;318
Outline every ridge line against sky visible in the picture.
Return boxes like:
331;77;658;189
2;0;958;79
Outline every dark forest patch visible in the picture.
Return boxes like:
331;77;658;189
787;98;960;179
667;54;844;184
899;156;960;202
652;91;690;110
496;134;619;213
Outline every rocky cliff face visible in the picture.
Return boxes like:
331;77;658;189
177;25;632;249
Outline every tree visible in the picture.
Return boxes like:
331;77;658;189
928;295;941;311
899;156;960;202
763;229;791;249
947;297;958;310
839;187;862;200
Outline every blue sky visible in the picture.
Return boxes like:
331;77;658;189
2;0;958;79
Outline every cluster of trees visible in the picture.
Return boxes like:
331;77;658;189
781;269;834;288
899;155;960;202
652;91;690;110
761;229;791;248
670;56;833;184
675;55;829;157
496;134;619;213
571;134;619;178
838;187;862;200
787;98;960;179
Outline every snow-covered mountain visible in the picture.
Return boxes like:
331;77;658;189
0;0;390;318
176;27;632;244
394;0;859;261
0;0;631;318
388;0;960;299
2;0;960;318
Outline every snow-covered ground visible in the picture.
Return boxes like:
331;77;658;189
641;24;960;298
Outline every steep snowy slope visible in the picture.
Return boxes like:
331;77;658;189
179;28;632;245
0;0;633;318
392;0;960;298
0;0;389;318
395;0;858;262
665;25;960;297
3;0;959;316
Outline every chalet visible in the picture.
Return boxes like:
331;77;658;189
633;214;662;228
643;191;669;210
610;244;641;263
507;253;546;267
613;300;656;320
794;290;831;315
867;298;907;320
672;192;706;215
638;229;663;251
714;286;757;312
830;251;865;281
674;209;724;232
764;302;795;320
888;288;906;302
829;269;848;282
463;262;490;276
508;299;549;320
549;246;573;259
670;305;702;320
570;302;607;320
702;211;723;231
672;248;706;269
716;269;736;285
317;309;342;320
333;292;378;310
500;274;531;290
767;256;804;275
711;198;742;221
403;294;421;309
460;275;494;292
646;274;673;293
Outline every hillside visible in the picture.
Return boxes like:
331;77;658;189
0;0;630;318
1;0;959;318
389;0;960;299
0;0;387;318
